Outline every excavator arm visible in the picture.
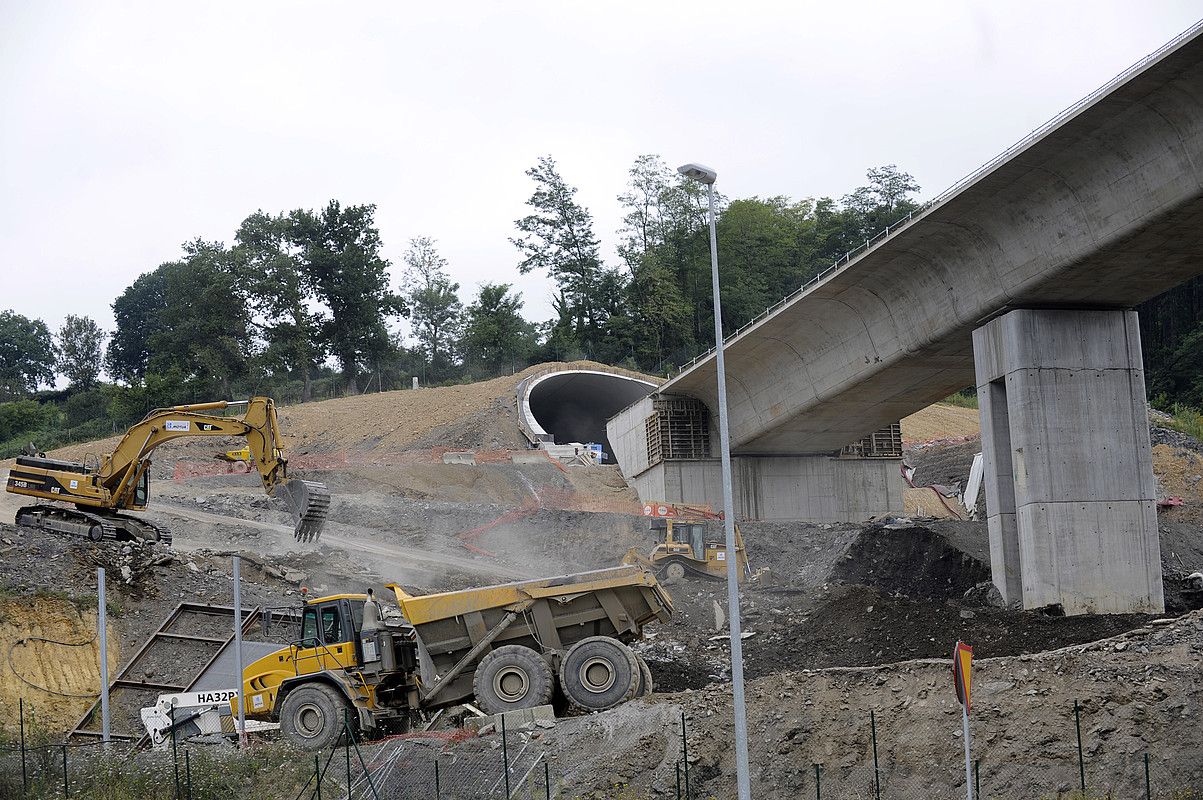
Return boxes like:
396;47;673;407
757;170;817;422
6;396;330;543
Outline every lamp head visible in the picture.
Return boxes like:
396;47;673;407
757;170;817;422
677;163;717;185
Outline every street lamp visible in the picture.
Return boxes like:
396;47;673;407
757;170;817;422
677;162;752;800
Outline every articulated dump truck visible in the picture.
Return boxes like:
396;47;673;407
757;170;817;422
240;565;672;749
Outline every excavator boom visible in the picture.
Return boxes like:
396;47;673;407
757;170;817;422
5;397;330;544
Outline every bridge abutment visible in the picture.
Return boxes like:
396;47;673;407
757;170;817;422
607;396;902;522
973;309;1164;614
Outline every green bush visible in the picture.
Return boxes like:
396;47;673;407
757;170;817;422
940;390;979;409
0;399;60;442
1165;403;1203;442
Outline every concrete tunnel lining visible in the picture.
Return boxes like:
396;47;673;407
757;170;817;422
520;370;656;460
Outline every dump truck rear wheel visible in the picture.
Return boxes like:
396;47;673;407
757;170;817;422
279;684;350;751
473;645;555;715
558;636;640;712
635;653;654;696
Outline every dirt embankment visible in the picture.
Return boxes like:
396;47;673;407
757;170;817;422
0;595;119;734
637;523;1154;694
901;403;980;444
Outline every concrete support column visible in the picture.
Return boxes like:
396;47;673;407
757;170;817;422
973;309;1163;614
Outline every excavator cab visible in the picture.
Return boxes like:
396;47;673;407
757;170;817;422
131;470;149;509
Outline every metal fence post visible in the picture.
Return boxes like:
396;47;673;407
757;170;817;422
171;704;180;799
814;763;821;800
544;758;551;800
681;712;689;800
974;758;980;799
1144;752;1151;800
500;712;510;798
315;754;323;800
19;698;27;792
435;758;441;800
1073;700;1085;795
870;711;881;800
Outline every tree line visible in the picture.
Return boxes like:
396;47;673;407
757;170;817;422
2;154;1202;456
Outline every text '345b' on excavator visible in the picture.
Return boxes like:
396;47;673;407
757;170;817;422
5;397;330;545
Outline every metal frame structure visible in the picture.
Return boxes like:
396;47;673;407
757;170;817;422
68;602;261;745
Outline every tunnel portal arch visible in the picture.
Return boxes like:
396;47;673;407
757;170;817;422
518;370;656;460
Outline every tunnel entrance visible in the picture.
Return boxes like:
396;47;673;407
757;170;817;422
520;370;656;461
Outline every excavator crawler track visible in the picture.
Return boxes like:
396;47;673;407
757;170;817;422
15;505;172;546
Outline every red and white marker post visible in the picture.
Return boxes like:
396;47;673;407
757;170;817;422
953;640;974;800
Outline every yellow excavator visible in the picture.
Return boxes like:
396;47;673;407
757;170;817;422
5;397;330;544
622;502;751;583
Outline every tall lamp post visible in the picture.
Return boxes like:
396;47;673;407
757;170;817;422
677;162;752;800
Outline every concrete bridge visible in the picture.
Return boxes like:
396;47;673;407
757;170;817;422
607;22;1203;615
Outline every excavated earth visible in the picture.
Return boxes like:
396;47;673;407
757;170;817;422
1;371;1202;798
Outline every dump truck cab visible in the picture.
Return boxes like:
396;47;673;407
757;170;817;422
239;591;421;748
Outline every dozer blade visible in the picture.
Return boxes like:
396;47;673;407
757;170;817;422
279;479;331;543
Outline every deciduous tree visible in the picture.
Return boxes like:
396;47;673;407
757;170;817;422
402;237;462;382
291;201;406;394
55;314;105;389
234;211;326;401
460;283;538;376
0;310;55;400
512;156;609;358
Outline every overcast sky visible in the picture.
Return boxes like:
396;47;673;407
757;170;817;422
2;1;1200;339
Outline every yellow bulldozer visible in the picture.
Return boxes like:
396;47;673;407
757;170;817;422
5;397;330;544
622;502;751;583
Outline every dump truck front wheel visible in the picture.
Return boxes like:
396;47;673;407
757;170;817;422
558;636;640;712
473;645;555;715
279;684;350;751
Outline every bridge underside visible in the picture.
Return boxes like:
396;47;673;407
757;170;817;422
607;28;1203;614
659;33;1203;454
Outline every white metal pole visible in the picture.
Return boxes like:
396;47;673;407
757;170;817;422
97;568;110;747
707;181;753;800
233;556;247;747
962;703;973;800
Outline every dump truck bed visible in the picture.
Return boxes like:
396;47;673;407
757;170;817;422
386;565;672;709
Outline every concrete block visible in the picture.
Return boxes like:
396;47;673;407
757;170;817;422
442;451;477;465
465;704;555;734
510;451;550;464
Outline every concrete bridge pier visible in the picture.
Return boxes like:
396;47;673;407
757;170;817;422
973;308;1164;615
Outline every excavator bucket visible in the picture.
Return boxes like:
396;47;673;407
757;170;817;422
278;479;331;543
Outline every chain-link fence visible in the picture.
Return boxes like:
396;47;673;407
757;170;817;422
3;695;1200;799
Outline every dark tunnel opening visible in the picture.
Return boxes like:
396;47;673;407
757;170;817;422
525;372;655;460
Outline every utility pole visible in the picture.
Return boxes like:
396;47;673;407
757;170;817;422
97;568;111;746
678;162;752;800
233;556;247;747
